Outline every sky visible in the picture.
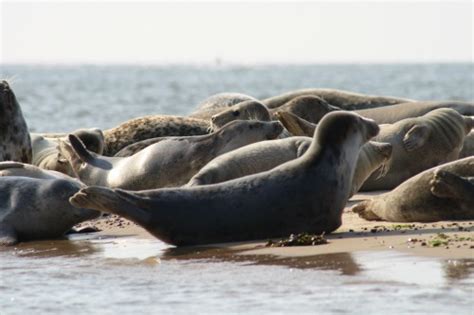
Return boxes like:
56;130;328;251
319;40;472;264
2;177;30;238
1;1;472;64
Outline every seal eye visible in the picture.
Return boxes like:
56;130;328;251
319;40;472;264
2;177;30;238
233;110;240;117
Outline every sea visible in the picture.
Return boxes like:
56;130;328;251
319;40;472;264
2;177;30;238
0;63;473;314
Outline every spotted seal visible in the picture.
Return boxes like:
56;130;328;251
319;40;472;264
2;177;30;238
60;120;283;190
31;128;104;176
0;80;32;163
262;88;413;110
0;175;99;246
69;111;380;246
187;138;392;197
102;115;211;156
352;157;474;222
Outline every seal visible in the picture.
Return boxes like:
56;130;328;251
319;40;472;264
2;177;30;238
0;80;32;163
460;130;474;158
275;111;318;136
0;175;99;246
31;128;104;176
69;111;380;246
102;115;211;156
189;92;257;120
0;161;79;181
361;108;473;191
60;120;283;190
210;96;338;130
187;138;392;197
352;157;474;222
261;88;413;110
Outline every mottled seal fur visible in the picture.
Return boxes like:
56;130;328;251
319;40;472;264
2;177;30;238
0;80;32;163
352;157;474;222
0;175;99;246
32;128;104;176
60;120;283;190
262;88;412;110
69;111;380;246
103;115;211;156
189;92;257;120
210;96;338;130
187;139;392;197
361;108;472;190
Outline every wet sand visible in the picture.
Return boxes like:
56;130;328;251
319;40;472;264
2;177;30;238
74;191;474;260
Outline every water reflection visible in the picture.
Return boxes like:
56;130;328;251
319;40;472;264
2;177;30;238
442;259;474;282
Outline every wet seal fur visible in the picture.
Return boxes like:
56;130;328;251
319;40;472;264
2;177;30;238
0;172;99;246
31;128;104;176
352;157;474;222
103;115;211;156
69;111;380;246
189;92;257;120
361;108;473;190
60;120;283;190
187;138;392;197
262;88;412;110
0;80;32;163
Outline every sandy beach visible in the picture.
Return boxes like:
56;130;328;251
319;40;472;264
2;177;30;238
74;191;474;260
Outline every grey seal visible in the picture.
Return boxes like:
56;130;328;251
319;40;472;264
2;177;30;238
187;138;392;197
103;115;211;156
60;120;283;190
69;111;380;246
0;80;32;163
0;175;99;246
262;88;412;110
0;161;79;181
31;128;104;176
352;157;474;222
189;92;257;120
361;108;473;190
210;96;338;130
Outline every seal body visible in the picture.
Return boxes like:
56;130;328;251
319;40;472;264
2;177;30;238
188;138;392;197
0;176;99;245
189;92;257;120
61;120;283;190
32;128;104;176
103;115;211;156
460;130;474;158
361;108;472;190
0;161;80;181
69;111;380;246
0;80;32;163
262;88;412;110
352;157;474;222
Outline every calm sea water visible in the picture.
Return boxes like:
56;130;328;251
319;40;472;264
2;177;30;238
0;64;473;314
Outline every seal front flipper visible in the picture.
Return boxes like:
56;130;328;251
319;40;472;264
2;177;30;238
275;111;316;137
0;223;18;246
351;200;382;221
402;124;431;151
69;186;151;225
430;170;474;201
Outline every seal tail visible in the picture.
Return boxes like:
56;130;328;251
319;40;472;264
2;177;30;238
351;200;381;221
69;186;150;225
275;111;316;137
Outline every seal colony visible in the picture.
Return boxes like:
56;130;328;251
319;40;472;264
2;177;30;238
0;81;472;247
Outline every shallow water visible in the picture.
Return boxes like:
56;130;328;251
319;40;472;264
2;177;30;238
0;64;473;314
0;234;473;314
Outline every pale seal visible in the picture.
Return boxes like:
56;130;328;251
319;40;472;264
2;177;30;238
361;108;473;190
210;96;338;130
352;157;474;222
103;115;211;156
189;92;257;120
60;120;283;190
0;80;32;163
262;88;413;110
0;175;99;246
69;111;380;246
31;128;104;176
188;138;392;197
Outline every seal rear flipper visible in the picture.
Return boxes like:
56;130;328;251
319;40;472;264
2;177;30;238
351;200;382;221
275;111;316;137
402;124;431;152
430;170;474;200
0;224;18;246
69;186;150;225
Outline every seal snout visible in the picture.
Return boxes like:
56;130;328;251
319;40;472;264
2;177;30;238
268;121;284;139
365;119;380;140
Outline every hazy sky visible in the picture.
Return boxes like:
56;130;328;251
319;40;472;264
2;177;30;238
1;1;472;64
